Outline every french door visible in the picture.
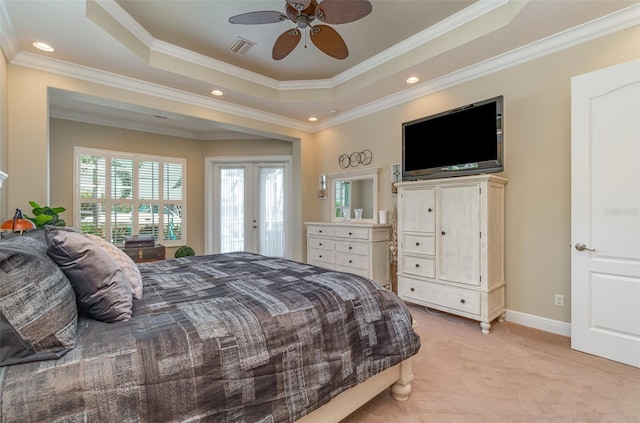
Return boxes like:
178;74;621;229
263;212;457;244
209;158;290;257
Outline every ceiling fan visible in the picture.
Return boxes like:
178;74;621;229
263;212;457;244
229;0;372;60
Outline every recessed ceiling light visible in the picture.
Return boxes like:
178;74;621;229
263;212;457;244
308;117;318;122
406;76;420;84
210;89;223;96
32;41;54;52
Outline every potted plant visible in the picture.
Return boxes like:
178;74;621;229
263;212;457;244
175;245;195;258
25;201;66;228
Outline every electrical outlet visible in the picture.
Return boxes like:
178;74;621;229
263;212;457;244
554;294;564;307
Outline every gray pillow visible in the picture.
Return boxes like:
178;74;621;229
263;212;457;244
0;236;78;366
86;233;143;299
45;226;133;322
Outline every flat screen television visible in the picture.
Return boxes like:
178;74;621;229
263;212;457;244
402;95;503;180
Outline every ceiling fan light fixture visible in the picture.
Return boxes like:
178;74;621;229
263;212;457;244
406;76;420;84
33;41;54;52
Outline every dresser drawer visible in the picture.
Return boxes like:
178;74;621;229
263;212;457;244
403;234;435;255
334;226;370;240
307;247;334;265
307;237;335;251
402;255;435;278
335;253;368;270
307;225;335;237
399;276;481;316
335;265;369;279
334;240;368;255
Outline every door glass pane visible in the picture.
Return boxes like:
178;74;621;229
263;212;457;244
220;168;245;253
259;166;284;257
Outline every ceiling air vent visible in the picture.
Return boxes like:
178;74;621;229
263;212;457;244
228;37;256;56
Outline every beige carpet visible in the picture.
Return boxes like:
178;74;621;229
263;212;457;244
343;304;640;422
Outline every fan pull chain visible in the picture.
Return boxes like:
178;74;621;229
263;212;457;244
304;28;308;49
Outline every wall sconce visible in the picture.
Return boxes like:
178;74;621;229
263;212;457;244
318;174;327;199
1;208;36;234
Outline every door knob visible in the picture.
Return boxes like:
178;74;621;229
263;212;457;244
575;243;595;252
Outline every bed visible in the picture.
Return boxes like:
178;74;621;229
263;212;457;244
0;228;420;422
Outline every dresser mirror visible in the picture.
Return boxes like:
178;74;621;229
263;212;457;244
329;168;379;223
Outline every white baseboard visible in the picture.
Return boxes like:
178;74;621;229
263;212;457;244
504;309;571;337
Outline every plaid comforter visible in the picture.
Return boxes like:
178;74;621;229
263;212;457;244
0;252;420;422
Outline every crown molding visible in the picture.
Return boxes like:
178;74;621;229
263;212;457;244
331;0;508;86
5;2;638;134
11;51;312;133
315;2;640;131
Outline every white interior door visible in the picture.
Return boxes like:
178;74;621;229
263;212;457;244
571;59;640;367
210;158;289;257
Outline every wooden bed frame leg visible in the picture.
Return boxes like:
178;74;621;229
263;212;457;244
390;358;414;401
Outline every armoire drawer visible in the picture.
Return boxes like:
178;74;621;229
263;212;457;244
402;234;435;255
399;277;481;316
401;255;435;278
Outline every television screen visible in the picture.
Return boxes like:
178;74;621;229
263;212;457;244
402;96;503;180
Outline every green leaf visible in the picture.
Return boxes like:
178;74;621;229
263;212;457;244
35;214;53;226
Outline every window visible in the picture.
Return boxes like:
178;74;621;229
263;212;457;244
74;147;186;246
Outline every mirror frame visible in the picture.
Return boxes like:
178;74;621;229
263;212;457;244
328;168;380;223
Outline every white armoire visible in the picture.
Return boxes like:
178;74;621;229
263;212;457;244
396;174;507;333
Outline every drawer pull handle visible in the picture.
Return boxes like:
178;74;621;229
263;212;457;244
319;243;322;246
349;260;353;264
428;208;432;212
319;255;322;258
319;230;323;233
348;232;353;235
348;246;352;250
415;242;420;246
415;264;420;268
460;299;466;304
441;231;446;235
410;287;415;292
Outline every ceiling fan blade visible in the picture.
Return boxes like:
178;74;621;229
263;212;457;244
272;29;301;60
229;11;287;25
310;25;348;60
316;0;372;24
286;0;311;11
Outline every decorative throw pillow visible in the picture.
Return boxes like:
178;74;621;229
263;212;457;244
45;226;133;322
0;235;78;366
1;229;47;254
86;233;143;299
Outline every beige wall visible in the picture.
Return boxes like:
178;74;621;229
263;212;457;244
311;27;640;323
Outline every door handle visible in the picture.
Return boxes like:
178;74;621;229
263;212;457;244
575;243;595;252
